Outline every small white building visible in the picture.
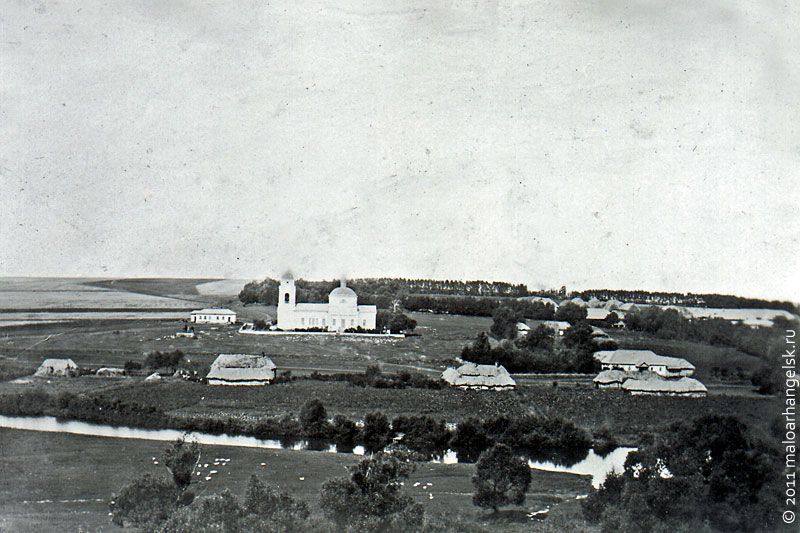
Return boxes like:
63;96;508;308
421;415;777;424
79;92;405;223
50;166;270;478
594;349;695;378
276;272;377;332
190;308;237;324
206;354;276;386
441;363;516;391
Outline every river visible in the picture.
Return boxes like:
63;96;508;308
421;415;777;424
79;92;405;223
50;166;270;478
0;414;633;488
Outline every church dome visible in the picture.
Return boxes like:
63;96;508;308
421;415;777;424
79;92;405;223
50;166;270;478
329;279;357;302
329;286;357;300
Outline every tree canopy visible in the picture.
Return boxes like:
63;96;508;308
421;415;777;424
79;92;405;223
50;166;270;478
582;414;785;532
472;443;532;513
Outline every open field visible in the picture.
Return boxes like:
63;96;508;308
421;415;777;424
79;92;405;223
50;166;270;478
0;427;594;533
0;312;488;373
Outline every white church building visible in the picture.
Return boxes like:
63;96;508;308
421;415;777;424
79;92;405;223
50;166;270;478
276;272;377;332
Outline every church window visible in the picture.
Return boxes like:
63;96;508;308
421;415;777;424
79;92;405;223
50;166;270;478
301;317;305;325
284;293;289;304
332;319;336;325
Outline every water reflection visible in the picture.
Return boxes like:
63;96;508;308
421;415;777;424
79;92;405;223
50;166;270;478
527;447;636;488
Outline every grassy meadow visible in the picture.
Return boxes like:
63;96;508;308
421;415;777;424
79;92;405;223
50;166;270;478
0;428;594;533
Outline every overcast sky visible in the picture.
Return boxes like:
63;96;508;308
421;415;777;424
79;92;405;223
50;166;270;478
1;1;798;300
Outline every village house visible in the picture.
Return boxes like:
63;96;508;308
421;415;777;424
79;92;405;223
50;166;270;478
594;349;695;377
190;308;237;324
621;375;708;397
276;272;377;332
592;369;630;389
541;320;571;336
441;362;516;390
206;354;276;386
34;358;79;377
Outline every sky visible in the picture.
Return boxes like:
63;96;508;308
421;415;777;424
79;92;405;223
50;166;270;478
1;0;798;300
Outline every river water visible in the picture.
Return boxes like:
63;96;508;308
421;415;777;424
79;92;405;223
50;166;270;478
0;414;633;488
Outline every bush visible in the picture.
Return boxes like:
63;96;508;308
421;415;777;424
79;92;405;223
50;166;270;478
123;360;143;373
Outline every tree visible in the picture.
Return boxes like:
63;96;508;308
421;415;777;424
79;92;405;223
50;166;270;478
299;399;331;438
160;490;242;533
320;451;423;530
449;417;492;463
361;411;392;452
490;306;523;339
472;443;531;513
163;438;201;490
144;349;185;371
516;323;554;352
562;322;593;349
376;310;417;333
554;302;587;325
243;475;309;531
109;473;188;531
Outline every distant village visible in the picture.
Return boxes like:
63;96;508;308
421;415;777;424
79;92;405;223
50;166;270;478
32;271;797;399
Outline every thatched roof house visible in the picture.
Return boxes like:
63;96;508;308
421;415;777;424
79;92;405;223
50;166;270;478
594;350;695;377
206;354;276;386
593;369;629;389
34;358;79;377
441;363;516;390
622;376;708;397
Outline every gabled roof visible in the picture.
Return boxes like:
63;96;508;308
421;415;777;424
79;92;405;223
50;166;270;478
191;308;236;315
206;354;276;383
594;350;695;370
622;376;707;394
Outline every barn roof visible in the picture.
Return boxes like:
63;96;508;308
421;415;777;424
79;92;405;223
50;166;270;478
622;376;707;394
206;354;276;383
34;358;79;376
441;363;516;389
594;350;695;370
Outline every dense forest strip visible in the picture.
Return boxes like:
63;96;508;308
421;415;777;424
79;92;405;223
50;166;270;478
239;277;797;312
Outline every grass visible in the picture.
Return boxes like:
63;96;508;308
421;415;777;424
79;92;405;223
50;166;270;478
0;427;593;532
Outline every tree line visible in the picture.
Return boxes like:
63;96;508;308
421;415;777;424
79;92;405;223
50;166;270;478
239;277;796;313
577;288;796;313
